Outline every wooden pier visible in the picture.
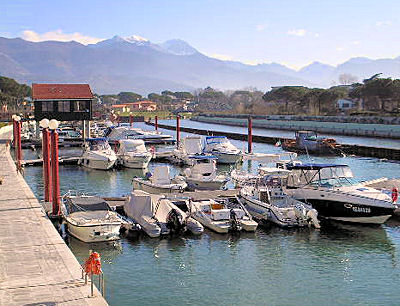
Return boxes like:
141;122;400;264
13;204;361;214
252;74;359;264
0;126;107;305
146;122;400;161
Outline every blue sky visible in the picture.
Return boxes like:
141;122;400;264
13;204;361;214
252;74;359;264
1;0;399;69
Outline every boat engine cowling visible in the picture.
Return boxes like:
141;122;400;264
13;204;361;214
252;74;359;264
306;209;320;229
166;209;185;234
229;209;241;232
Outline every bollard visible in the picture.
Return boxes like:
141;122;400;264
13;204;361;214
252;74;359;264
129;114;133;127
51;130;60;216
155;115;158;131
247;116;253;154
42;128;52;202
176;115;180;148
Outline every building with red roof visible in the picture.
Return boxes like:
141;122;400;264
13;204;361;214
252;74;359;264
33;83;94;121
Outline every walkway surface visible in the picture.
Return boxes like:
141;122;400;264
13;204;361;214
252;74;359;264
0;125;107;305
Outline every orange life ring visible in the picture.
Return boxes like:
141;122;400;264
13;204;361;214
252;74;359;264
84;252;102;275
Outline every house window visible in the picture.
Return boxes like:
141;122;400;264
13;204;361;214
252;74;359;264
58;101;70;112
73;101;86;112
42;101;54;112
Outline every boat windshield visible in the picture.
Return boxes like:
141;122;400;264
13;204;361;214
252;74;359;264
89;141;110;151
287;166;357;188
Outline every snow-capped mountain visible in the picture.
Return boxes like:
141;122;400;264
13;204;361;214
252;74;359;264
159;39;198;56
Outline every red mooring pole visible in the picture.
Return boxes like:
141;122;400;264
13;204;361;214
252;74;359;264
129;114;133;127
155;116;158;131
51;130;60;216
16;121;22;169
248;116;253;154
176;115;180;148
42;128;52;202
12;120;16;149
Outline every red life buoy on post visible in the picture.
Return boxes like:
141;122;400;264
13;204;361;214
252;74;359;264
392;187;398;203
84;252;102;275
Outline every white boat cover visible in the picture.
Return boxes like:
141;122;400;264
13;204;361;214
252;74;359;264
151;166;172;185
118;139;148;153
124;190;181;225
181;137;203;155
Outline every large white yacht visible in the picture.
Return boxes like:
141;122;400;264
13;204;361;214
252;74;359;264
284;163;396;224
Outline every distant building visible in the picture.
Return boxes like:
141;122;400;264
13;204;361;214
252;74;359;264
33;83;93;121
336;98;357;110
111;101;157;113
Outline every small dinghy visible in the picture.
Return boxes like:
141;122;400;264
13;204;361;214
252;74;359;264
116;139;152;169
240;168;320;228
183;156;228;190
61;194;136;242
188;198;257;233
124;190;204;238
79;138;117;170
132;165;187;194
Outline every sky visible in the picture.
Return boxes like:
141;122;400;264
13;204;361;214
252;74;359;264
1;0;399;69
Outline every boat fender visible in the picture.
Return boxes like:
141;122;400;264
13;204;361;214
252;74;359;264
392;187;398;203
306;209;320;229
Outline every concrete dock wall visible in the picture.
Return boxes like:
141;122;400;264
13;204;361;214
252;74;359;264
0;125;107;305
192;116;400;139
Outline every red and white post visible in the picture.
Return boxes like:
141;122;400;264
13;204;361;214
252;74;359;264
155;115;158;131
50;123;60;216
129;114;133;127
42;128;52;202
176;115;180;148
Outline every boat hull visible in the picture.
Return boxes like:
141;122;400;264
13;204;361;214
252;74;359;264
132;179;185;194
192;215;230;233
65;219;121;242
80;158;116;170
298;198;393;225
212;152;242;164
121;155;151;169
185;179;227;191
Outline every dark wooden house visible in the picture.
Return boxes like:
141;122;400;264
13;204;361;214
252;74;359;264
33;84;94;121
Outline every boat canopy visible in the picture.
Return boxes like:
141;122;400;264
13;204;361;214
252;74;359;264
286;163;349;170
65;196;111;213
188;155;217;160
205;136;228;144
118;139;147;153
86;137;108;142
181;136;203;155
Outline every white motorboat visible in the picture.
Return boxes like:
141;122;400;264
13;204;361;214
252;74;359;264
188;198;257;233
240;168;320;228
171;136;205;165
116;139;152;169
284;163;396;225
61;194;127;242
79;138;117;170
231;169;259;188
124;190;204;238
132;165;187;194
183;156;228;190
203;136;242;164
105;126;174;144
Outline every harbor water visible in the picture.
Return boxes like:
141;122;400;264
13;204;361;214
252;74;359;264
22;122;400;305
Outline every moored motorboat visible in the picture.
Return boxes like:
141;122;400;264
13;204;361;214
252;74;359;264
79;138;117;170
203;136;242;164
116;139;152;169
123;190;204;238
284;163;396;224
61;194;130;242
240;168;320;228
170;136;206;165
183;156;228;190
105;126;174;144
132;165;187;193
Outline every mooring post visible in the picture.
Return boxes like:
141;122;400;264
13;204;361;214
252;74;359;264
42;128;52;202
176;115;180;148
129;114;133;127
155;115;158;131
50;124;60;216
12;119;16;148
248;116;253;154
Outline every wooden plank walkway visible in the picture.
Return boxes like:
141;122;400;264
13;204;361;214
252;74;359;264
0;126;107;305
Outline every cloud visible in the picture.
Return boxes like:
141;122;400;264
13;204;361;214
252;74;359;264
336;46;345;51
352;40;360;45
287;29;307;37
21;30;104;45
376;21;392;27
314;33;320;38
210;53;234;61
256;24;268;32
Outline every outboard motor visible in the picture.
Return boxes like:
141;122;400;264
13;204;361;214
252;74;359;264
166;209;185;234
229;209;241;232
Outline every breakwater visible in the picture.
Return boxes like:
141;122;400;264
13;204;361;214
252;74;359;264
192;115;400;139
146;122;400;160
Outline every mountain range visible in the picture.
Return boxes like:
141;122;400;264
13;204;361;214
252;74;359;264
0;35;399;94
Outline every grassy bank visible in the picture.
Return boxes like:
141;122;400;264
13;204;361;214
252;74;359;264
118;111;193;119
